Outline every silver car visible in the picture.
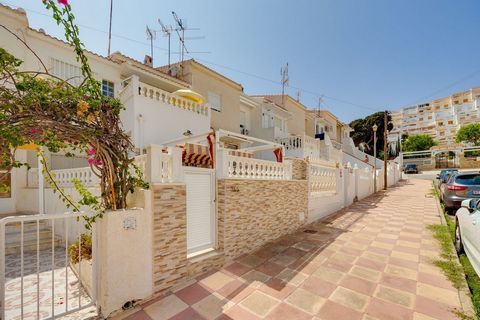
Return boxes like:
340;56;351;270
455;198;480;276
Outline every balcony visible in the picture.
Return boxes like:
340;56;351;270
277;134;333;161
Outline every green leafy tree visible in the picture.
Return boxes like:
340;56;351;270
402;134;437;152
349;111;394;157
456;123;480;146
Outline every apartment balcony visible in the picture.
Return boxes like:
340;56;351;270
118;75;211;147
277;134;336;162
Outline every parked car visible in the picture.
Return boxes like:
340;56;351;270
455;198;480;276
441;172;480;213
436;169;459;187
404;163;418;174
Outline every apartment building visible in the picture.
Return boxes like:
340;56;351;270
389;87;480;146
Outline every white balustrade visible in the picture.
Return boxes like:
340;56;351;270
144;145;177;183
28;167;99;188
278;135;330;161
52;167;99;187
225;155;292;180
309;163;337;193
138;82;209;116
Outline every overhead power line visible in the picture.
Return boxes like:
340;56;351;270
6;1;383;113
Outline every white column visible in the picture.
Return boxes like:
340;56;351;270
37;151;44;214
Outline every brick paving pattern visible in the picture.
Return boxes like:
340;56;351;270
122;179;465;320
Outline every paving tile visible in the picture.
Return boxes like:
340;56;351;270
192;293;234;319
144;295;188;320
259;278;296;300
285;288;325;315
265;302;312;320
255;261;285;277
283;247;307;258
379;273;417;293
312;266;345;284
362;251;389;263
217;279;249;300
339;274;377;296
169;307;206;320
356;257;386;272
241;270;271;287
384;264;417;281
238;255;266;268
416;282;461;307
123;310;152;320
270;253;298;267
200;271;235;291
329;286;370;312
239;290;280;317
417;271;455;291
218;305;260;320
292;241;317;252
175;282;212;305
276;268;308;286
317;300;363;320
374;285;414;308
350;265;382;282
365;298;413;320
414;295;459;320
391;251;420;262
223;262;251;277
301;275;338;297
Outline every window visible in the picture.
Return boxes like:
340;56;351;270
207;91;221;112
102;80;115;97
448;120;454;125
51;58;84;86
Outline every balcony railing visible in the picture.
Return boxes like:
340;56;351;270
221;154;292;180
278;135;329;161
309;162;337;193
27;167;99;188
138;83;209;116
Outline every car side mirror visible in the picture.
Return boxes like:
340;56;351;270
461;199;477;212
436;174;440;179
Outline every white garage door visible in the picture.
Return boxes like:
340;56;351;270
185;168;215;255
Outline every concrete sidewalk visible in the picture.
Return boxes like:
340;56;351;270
121;180;468;320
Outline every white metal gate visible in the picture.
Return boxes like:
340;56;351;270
0;213;97;320
184;168;215;256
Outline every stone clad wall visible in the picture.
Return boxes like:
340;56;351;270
288;158;307;180
218;179;308;259
152;184;187;296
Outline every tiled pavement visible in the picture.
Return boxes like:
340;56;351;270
122;179;466;320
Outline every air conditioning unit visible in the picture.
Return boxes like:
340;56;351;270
241;128;249;135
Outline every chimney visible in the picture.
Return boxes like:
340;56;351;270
143;55;153;67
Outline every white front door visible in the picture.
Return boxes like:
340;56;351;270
184;168;215;255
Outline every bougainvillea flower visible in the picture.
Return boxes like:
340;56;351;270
57;0;69;6
87;158;102;166
86;147;96;156
76;100;89;116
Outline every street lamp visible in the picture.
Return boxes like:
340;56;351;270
372;124;378;193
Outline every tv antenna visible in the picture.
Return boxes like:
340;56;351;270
172;11;205;64
280;62;289;106
158;19;173;68
146;25;156;64
317;95;324;117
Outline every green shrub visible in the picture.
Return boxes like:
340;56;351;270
69;233;92;264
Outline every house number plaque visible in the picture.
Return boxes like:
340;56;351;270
123;216;137;230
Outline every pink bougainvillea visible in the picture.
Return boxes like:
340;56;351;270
57;0;69;6
86;147;96;156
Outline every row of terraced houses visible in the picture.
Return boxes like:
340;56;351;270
0;4;401;319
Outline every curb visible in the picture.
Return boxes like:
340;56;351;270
432;184;476;318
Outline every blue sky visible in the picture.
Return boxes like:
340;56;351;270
4;0;480;122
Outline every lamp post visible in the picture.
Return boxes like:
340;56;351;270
373;124;378;193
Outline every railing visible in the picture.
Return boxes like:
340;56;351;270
331;140;342;150
225;155;292;180
278;135;329;161
138;82;209;116
0;212;96;319
309;162;337;193
27;167;99;188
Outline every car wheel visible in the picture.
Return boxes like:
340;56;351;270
455;219;464;254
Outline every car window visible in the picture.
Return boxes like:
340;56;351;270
455;174;480;185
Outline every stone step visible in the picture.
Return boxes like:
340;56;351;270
5;221;48;234
5;229;60;245
5;237;64;255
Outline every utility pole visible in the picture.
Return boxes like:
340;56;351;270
281;62;289;107
107;0;113;56
384;110;388;190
